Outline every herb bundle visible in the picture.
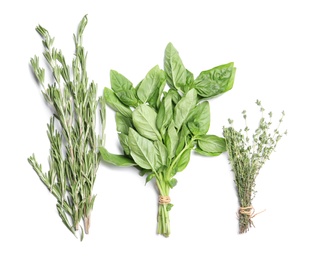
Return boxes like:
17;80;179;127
101;43;236;237
223;100;286;233
28;16;105;239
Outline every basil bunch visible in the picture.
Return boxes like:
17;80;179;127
100;43;236;237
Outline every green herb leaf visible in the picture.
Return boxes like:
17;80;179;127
166;203;174;211
146;173;155;184
164;43;187;91
118;133;130;155
139;169;151;177
156;95;173;136
110;70;139;107
128;128;158;170
154;141;168;168
148;78;166;109
137;65;166;103
168;89;181;105
115;112;133;134
99;147;136;166
104;87;132;118
169;178;178;188
187;101;210;136
175;124;191;155
186;69;194;87
166;121;179;159
174;88;197;130
176;149;191;172
132;104;161;141
110;70;133;92
194;62;236;98
195;148;222;157
197;135;226;154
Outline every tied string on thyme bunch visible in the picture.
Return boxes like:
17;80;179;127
237;206;266;232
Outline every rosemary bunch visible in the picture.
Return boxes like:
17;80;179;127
28;16;105;239
223;100;286;233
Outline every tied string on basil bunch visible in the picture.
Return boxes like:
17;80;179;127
238;206;266;230
223;101;286;234
100;43;236;237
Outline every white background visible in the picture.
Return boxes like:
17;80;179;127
1;0;309;259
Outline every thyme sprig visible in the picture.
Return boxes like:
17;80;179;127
223;100;286;233
28;16;105;240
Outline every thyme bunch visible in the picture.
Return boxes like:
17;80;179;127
223;100;286;233
28;16;105;239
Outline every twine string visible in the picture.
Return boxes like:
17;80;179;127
238;205;266;218
159;195;171;205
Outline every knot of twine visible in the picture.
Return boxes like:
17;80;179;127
238;206;266;218
159;195;171;205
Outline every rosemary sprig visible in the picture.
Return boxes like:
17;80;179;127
28;15;105;239
223;100;286;233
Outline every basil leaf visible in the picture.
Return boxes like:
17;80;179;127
197;135;226;154
187;101;210;136
194;62;236;98
139;169;150;177
169;178;178;188
104;87;132;118
164;43;187;91
168;89;181;105
174;88;197;131
195;148;222;157
176;149;191;172
115;112;132;134
110;70;139;107
186;69;194;87
166;203;174;211
154;141;168;168
137;65;166;103
166;121;178;160
135;79;143;91
115;90;139;107
175;124;191;155
156;95;173;136
128;128;158;170
146;173;155;184
110;70;133;92
99;147;136;166
118;133;130;155
148;78;166;109
132;104;161;141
